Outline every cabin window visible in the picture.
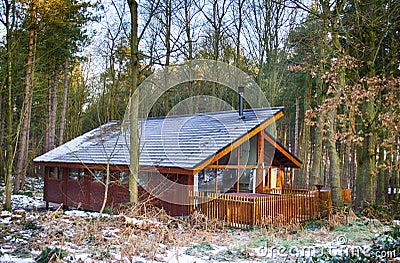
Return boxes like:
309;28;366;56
57;167;63;180
120;171;129;185
138;172;148;186
49;167;57;179
69;168;84;182
69;169;78;180
93;170;103;183
80;170;85;182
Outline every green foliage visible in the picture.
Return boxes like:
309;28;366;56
311;225;400;262
91;247;111;260
35;247;67;263
332;220;377;243
302;218;326;231
23;220;42;231
248;235;271;248
185;242;213;256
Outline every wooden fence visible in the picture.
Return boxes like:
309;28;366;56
189;191;325;229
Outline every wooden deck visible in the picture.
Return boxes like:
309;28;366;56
189;189;330;229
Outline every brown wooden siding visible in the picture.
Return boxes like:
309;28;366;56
44;166;192;216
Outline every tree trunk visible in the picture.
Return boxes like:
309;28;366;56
128;0;139;204
4;0;14;210
165;0;171;66
20;85;33;190
48;65;59;150
327;107;342;208
356;132;377;207
59;58;69;145
235;0;244;69
184;0;192;60
310;122;322;186
0;94;3;179
376;145;385;205
99;163;110;216
14;5;36;193
294;95;300;183
45;77;51;151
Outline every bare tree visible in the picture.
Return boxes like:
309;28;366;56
1;0;17;209
14;0;36;193
128;0;139;204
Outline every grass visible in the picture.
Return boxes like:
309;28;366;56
332;219;379;245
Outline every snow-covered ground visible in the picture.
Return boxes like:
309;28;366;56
1;177;399;262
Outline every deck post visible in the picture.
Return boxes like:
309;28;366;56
237;147;240;193
256;132;264;193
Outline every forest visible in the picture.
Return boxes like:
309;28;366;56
0;0;399;213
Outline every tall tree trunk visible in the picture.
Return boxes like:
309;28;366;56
294;95;300;183
45;77;51;151
235;0;244;69
326;107;342;208
356;131;377;207
4;0;15;210
319;0;344;208
48;65;59;150
0;93;3;176
301;74;312;186
376;145;385;205
20;92;32;189
128;0;139;204
59;58;69;145
165;0;171;66
14;4;36;193
310;122;322;186
184;0;192;60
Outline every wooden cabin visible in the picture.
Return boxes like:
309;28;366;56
34;107;321;223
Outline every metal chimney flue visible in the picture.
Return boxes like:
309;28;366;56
238;86;244;119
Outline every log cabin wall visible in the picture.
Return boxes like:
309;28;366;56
44;166;193;216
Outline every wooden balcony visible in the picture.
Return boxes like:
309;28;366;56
189;189;331;229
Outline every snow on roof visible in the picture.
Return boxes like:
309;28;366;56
34;107;284;169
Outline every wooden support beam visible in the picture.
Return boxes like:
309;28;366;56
277;165;285;189
206;165;258;169
237;146;240;193
256;131;264;193
215;160;218;193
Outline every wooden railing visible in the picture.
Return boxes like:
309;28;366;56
189;191;323;229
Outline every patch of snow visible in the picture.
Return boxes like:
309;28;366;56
0;254;35;263
11;195;46;210
1;210;12;216
164;247;209;263
64;210;110;218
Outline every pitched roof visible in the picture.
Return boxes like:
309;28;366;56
34;107;291;170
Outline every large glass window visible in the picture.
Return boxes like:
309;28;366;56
138;172;148;186
93;170;103;183
69;168;84;181
120;171;129;185
80;170;85;182
49;167;57;179
57;167;63;180
69;168;79;181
